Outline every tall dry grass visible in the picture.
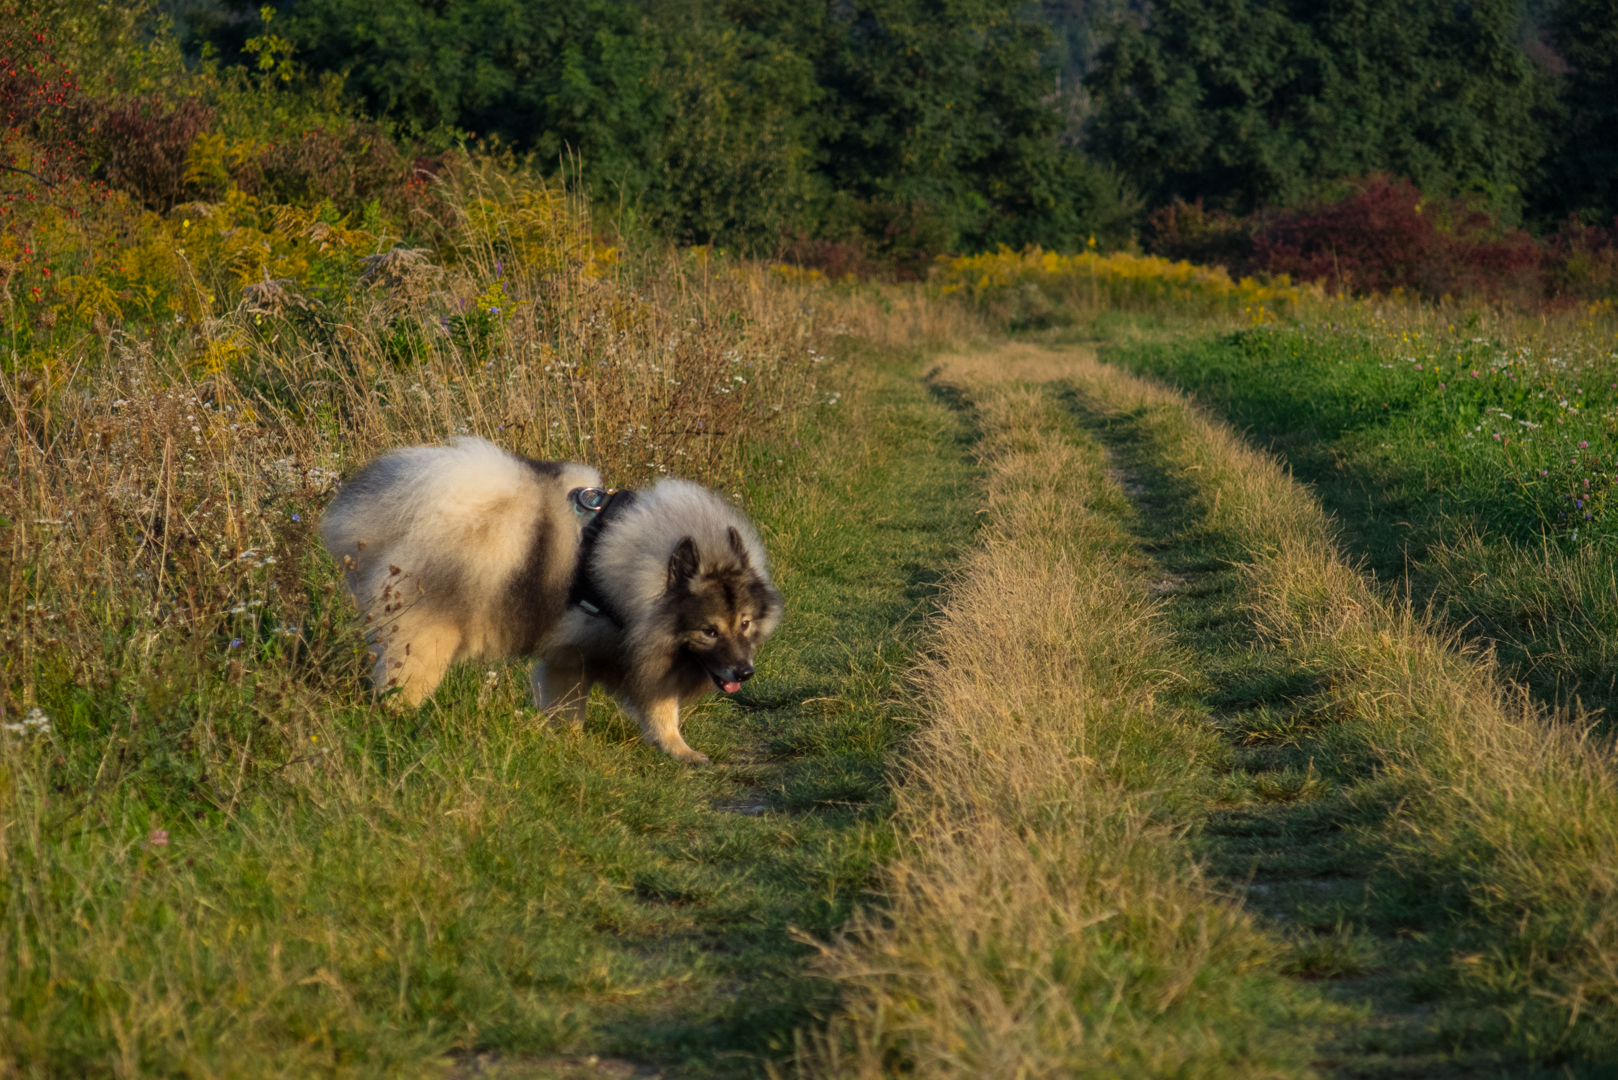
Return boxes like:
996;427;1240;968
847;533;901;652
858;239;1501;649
820;283;987;353
798;352;1319;1079
2;165;834;729
0;168;842;1070
1062;347;1618;1063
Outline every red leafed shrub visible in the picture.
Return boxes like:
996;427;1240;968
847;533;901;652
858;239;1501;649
95;96;216;211
780;199;952;281
1;9;88;184
235;123;407;215
1254;177;1457;294
779;235;881;281
1254;176;1556;302
1240;175;1564;303
1143;176;1614;305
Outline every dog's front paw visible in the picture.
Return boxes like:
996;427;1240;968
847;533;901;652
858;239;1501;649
671;747;711;766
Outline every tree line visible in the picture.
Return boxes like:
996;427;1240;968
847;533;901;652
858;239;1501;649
175;0;1616;256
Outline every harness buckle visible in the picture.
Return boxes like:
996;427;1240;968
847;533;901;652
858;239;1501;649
569;486;615;518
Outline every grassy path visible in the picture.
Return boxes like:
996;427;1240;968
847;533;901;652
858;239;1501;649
810;340;1615;1079
800;346;1329;1078
486;349;981;1077
1051;352;1466;1078
1038;340;1616;1078
44;332;1607;1077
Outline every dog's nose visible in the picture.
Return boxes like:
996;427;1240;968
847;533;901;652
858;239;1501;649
735;665;754;683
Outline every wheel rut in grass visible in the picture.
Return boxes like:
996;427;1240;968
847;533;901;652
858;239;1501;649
954;340;1562;1079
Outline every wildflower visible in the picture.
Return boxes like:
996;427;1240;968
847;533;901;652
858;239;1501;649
147;829;169;848
292;513;301;522
229;639;243;649
3;708;51;735
1439;383;1446;390
1581;441;1590;449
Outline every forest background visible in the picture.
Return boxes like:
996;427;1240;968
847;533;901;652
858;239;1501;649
10;0;1615;299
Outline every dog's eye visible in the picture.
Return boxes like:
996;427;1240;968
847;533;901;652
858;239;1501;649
740;618;751;631
702;626;719;638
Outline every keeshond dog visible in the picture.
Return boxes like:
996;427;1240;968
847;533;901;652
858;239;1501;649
319;436;781;764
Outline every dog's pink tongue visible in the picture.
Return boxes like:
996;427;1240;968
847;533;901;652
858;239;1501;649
721;680;742;694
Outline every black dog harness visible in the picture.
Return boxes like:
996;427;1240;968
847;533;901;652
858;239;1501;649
567;487;637;629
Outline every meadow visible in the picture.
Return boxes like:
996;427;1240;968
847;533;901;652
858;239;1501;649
7;19;1618;1074
12;190;1618;1075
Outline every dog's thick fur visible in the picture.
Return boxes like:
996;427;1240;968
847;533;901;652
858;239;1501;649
319;437;781;763
319;437;601;703
537;480;783;764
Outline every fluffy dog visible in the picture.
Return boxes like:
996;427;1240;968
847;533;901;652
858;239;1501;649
319;437;781;763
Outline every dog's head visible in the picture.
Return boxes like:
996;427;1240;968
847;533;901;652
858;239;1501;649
666;526;782;693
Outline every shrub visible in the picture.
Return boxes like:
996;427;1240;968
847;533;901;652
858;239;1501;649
1547;215;1618;301
1143;176;1617;306
1253;176;1548;302
937;245;1305;325
94;94;216;211
1144;197;1256;270
780;198;955;282
0;5;90;189
233;122;411;217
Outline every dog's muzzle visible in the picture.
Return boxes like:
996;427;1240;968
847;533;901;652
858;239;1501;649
712;665;754;694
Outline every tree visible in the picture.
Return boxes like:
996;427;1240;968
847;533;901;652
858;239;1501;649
280;0;664;177
1541;0;1618;223
804;0;1132;248
1086;0;1553;216
197;0;1135;251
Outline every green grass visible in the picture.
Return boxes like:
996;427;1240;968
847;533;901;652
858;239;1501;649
1077;309;1618;720
1058;382;1475;1076
0;347;976;1077
1048;327;1618;1077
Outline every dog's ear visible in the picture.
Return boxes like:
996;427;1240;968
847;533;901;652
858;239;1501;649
667;536;700;591
727;526;751;568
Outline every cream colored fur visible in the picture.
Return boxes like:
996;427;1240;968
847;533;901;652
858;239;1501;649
320;437;599;703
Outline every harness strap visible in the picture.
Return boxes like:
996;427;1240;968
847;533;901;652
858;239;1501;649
567;488;637;629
